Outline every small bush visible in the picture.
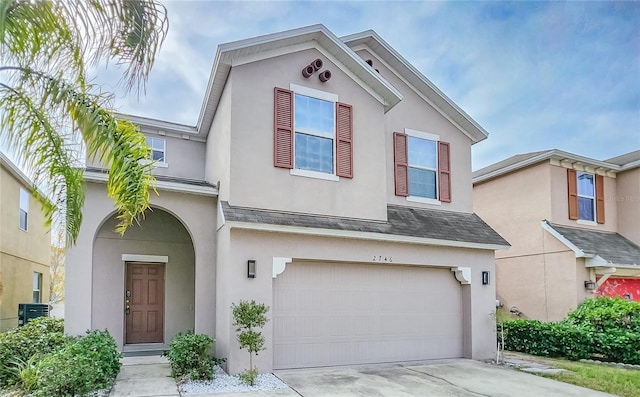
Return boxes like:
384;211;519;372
565;296;640;332
503;319;591;360
232;300;269;386
0;317;67;387
164;331;214;381
33;329;121;397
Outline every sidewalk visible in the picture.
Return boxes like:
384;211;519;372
109;355;179;397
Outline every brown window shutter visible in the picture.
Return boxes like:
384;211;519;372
336;102;353;178
596;174;605;224
393;132;409;196
438;141;451;203
274;87;293;169
567;169;578;220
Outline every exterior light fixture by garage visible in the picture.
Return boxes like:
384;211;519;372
584;280;596;290
302;58;324;78
481;271;490;285
247;260;256;279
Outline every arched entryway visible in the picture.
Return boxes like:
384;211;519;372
91;206;195;350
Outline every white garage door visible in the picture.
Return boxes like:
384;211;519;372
273;262;463;369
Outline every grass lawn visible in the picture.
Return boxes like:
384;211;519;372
515;354;640;397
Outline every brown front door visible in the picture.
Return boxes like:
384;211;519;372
125;263;165;344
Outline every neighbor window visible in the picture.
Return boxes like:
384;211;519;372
33;272;42;303
19;187;28;231
577;172;595;221
294;93;335;174
146;137;166;163
408;136;438;199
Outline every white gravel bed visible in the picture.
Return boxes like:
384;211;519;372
180;365;289;395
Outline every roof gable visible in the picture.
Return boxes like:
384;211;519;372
342;30;489;144
196;24;403;138
473;149;631;184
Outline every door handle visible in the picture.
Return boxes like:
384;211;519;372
125;307;130;315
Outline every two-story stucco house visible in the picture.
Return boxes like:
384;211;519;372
473;149;640;322
66;25;508;373
0;152;51;331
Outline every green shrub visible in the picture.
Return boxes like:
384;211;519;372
232;300;269;386
33;329;121;397
565;296;640;332
503;297;640;365
0;317;67;387
164;331;214;380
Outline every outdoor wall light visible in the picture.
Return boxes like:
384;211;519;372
584;280;596;290
481;271;490;285
247;260;256;279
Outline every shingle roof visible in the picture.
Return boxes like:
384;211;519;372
605;150;640;167
472;150;550;180
547;222;640;266
85;167;215;187
222;202;509;248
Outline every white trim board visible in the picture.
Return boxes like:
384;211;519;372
122;254;169;263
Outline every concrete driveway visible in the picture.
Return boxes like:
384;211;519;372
272;359;616;397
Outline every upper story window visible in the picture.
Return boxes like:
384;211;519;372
577;172;595;221
146;137;166;164
408;136;438;199
394;129;451;204
294;93;335;174
274;85;353;181
19;187;28;231
567;169;604;224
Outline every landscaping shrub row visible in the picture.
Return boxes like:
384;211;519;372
0;317;121;396
502;297;640;365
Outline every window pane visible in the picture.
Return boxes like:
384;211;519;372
577;172;594;196
33;291;40;303
33;273;41;289
409;167;437;199
578;197;595;221
19;209;27;230
295;133;333;173
19;188;28;211
408;136;437;169
295;94;334;137
152;150;165;162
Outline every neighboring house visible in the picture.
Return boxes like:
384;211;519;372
66;25;508;373
473;149;640;322
0;152;51;331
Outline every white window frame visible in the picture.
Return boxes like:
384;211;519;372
405;129;441;205
289;84;339;182
33;272;42;303
146;137;168;168
576;171;596;223
19;187;28;231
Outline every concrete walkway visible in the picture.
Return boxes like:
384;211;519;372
109;356;179;397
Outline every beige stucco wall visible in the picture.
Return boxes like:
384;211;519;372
216;48;388;221
91;209;195;349
355;49;475;214
216;227;497;374
65;182;217;345
0;165;51;331
206;80;232;202
615;168;640;245
85;134;206;181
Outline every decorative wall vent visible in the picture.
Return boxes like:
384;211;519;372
302;58;324;78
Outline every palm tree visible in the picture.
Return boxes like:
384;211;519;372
0;0;168;244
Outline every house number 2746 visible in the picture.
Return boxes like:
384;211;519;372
372;256;392;262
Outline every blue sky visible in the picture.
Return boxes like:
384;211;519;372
95;0;640;170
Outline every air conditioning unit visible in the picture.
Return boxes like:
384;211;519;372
18;303;50;326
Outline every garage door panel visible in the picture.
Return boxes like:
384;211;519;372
273;262;463;369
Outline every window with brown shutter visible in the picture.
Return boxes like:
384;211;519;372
567;169;578;220
336;102;353;178
596;174;605;224
273;87;293;169
438;141;451;203
393;132;409;196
